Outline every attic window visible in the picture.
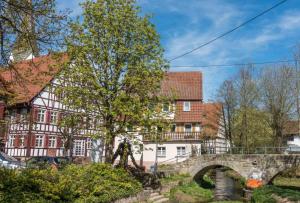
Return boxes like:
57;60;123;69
183;102;190;112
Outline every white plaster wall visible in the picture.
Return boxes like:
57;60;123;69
287;135;300;146
142;142;201;169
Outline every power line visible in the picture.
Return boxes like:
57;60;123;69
171;59;296;68
169;0;288;62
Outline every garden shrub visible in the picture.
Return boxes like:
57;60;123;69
0;164;142;203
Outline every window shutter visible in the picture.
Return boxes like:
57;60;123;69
46;111;51;124
57;137;62;148
0;102;5;120
16;109;21;122
32;107;38;122
24;136;28;147
31;135;36;147
45;134;49;148
57;112;62;124
14;135;19;147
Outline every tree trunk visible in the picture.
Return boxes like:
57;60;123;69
104;134;115;163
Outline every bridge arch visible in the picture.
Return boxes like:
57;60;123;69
264;165;298;184
190;160;248;182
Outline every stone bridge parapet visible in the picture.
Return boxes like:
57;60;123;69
171;154;300;184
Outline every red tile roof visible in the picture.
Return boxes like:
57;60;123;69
283;120;300;135
0;54;66;105
161;72;203;101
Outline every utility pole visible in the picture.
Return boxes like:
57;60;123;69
294;49;300;139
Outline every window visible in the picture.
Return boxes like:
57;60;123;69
74;140;85;156
157;146;166;157
10;110;17;122
185;124;192;132
86;138;92;149
183;102;191;111
20;109;27;121
287;136;294;142
50;112;58;124
195;123;201;132
37;109;46;123
8;136;15;147
48;136;56;148
35;135;44;148
20;136;25;147
177;146;186;156
162;103;169;112
127;125;133;132
171;124;176;132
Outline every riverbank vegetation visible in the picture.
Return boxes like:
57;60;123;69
252;185;300;203
169;181;213;203
0;164;142;202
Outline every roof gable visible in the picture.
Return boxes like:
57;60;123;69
0;55;65;105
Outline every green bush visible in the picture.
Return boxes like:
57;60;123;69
0;164;142;203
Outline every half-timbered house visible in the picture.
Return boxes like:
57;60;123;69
0;55;100;160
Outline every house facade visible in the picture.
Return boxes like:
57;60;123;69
0;56;100;161
0;56;226;165
134;72;226;168
283;121;300;153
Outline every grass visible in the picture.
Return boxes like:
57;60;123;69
273;177;300;188
169;181;213;203
160;173;191;184
210;201;243;203
252;185;300;202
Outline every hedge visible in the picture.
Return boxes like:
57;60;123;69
0;164;142;203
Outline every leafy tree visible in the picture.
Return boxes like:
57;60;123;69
57;0;168;164
235;67;259;149
217;80;237;147
260;66;295;148
0;0;68;104
233;108;273;151
0;0;67;64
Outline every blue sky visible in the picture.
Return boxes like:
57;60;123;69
57;0;300;101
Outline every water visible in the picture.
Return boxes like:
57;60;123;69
214;168;244;201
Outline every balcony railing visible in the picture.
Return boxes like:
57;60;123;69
144;132;203;141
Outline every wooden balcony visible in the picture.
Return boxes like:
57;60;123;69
144;132;203;142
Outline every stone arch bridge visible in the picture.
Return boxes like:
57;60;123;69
170;154;300;184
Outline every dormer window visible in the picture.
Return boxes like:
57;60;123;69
183;102;191;112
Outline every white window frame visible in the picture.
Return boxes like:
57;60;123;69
183;101;191;112
37;109;46;123
8;136;15;147
48;136;56;148
74;140;85;156
35;135;44;148
184;123;192;133
177;146;186;156
50;111;58;124
157;146;166;157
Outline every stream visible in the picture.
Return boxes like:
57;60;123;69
213;168;244;201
